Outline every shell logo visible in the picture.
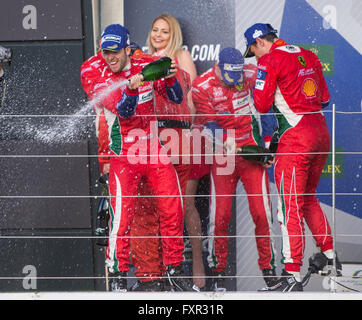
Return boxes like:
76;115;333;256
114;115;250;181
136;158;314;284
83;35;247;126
302;78;317;98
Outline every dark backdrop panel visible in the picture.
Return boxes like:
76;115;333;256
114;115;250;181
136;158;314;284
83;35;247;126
0;0;102;292
0;140;91;229
0;42;86;116
0;0;83;41
0;237;94;291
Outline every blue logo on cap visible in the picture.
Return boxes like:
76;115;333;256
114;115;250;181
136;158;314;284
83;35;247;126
101;24;130;51
218;47;245;85
243;23;278;58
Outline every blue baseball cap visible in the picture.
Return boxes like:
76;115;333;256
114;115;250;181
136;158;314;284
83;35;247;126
243;23;278;58
218;47;244;85
101;24;130;52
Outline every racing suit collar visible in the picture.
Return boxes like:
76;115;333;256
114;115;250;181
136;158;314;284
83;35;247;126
270;39;289;52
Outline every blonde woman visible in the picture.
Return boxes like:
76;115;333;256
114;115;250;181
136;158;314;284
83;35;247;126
147;14;196;115
130;14;206;291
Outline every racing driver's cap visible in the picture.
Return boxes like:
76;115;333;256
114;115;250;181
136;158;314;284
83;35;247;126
101;24;130;52
244;23;278;58
218;47;244;85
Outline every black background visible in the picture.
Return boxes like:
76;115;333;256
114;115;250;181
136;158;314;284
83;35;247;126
0;0;105;291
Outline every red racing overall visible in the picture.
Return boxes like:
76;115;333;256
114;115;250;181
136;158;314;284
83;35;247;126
82;53;185;274
253;39;333;273
192;64;276;273
130;60;193;281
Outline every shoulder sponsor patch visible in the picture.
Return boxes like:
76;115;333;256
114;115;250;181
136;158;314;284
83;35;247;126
257;69;267;80
276;45;301;53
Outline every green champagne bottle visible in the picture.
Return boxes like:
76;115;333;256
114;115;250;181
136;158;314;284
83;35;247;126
140;57;172;82
236;145;273;164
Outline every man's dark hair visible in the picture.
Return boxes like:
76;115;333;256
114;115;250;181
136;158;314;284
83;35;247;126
260;33;278;43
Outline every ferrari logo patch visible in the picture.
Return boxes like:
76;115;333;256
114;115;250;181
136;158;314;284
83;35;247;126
297;56;306;67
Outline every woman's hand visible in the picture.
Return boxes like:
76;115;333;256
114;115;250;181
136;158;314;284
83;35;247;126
165;59;177;79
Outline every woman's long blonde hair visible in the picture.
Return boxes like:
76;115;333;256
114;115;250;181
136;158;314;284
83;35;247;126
146;14;183;59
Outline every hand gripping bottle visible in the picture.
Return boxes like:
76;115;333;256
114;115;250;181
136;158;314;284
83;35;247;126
236;145;273;165
139;57;172;81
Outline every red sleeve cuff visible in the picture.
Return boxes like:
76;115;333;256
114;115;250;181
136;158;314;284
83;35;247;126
164;76;176;87
124;86;139;96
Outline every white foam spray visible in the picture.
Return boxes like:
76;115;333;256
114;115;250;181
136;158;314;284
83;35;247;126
25;79;129;143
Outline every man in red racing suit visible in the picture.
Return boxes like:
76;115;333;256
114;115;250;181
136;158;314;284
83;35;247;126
244;23;336;291
130;52;193;290
192;47;277;291
80;24;192;292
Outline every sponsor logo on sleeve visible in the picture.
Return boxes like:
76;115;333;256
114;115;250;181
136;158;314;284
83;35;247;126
297;55;306;67
257;69;267;80
255;79;265;90
138;89;153;104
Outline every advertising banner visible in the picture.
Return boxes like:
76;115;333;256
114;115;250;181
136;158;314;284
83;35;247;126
235;0;362;291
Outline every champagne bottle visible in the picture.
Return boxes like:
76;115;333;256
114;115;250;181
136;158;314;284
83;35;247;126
236;145;273;164
140;57;172;81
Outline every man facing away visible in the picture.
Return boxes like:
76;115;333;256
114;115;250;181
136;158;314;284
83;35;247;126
192;47;277;291
243;23;341;291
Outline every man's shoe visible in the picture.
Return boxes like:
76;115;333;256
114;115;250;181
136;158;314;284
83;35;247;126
262;268;278;287
212;271;227;292
165;265;194;291
130;280;164;292
307;252;343;276
323;253;342;276
258;268;279;291
108;271;127;292
268;270;303;292
191;284;205;292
